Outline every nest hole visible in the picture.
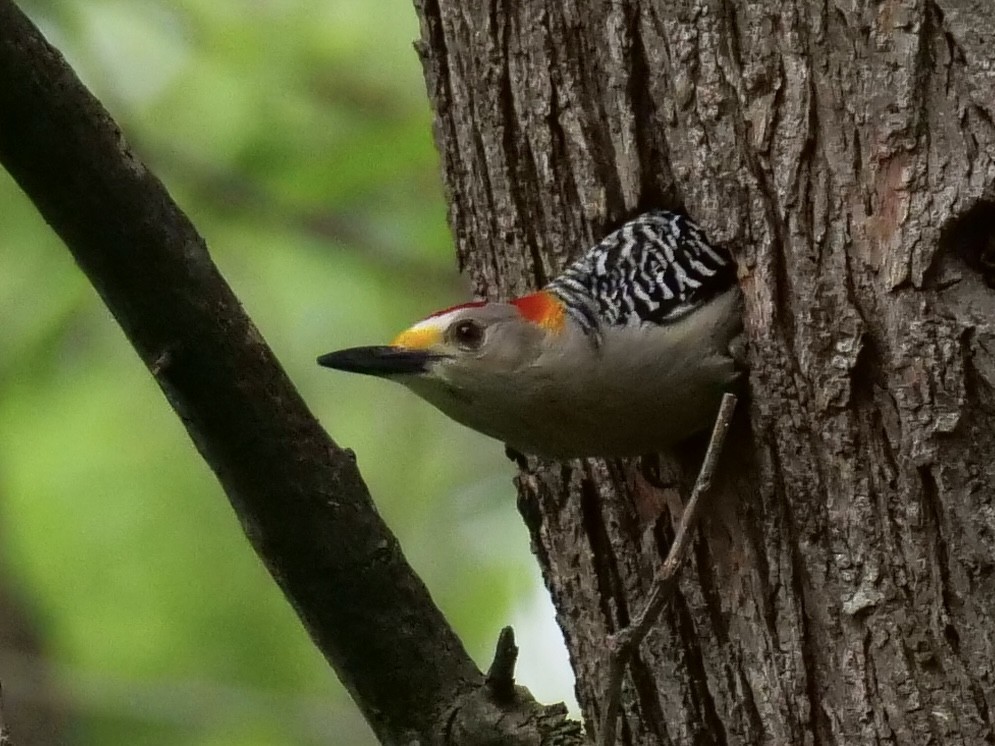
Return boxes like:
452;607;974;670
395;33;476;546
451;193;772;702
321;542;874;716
940;200;995;288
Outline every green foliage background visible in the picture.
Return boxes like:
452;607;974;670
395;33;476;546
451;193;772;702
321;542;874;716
0;1;571;743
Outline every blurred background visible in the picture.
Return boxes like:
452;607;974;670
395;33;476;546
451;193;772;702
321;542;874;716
0;0;574;743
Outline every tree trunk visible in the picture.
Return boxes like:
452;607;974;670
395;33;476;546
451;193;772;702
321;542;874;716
415;0;995;743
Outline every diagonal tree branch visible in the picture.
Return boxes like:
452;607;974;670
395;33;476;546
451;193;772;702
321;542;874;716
0;3;585;743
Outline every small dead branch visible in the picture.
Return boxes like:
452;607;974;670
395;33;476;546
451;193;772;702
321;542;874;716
597;393;738;746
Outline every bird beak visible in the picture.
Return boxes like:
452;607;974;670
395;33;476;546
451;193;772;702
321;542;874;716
317;346;440;377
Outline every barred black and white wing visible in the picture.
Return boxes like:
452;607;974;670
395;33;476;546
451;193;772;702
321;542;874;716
546;210;737;336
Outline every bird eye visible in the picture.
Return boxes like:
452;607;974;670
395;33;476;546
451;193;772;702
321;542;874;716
451;319;485;351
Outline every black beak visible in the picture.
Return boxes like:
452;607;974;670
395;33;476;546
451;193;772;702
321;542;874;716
317;346;439;377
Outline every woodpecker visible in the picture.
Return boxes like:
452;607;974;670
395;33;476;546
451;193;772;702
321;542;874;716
318;211;743;458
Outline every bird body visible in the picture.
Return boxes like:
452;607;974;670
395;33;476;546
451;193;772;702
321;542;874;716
319;211;743;458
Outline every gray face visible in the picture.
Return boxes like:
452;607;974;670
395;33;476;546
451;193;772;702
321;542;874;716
367;302;565;448
401;303;548;397
318;301;555;440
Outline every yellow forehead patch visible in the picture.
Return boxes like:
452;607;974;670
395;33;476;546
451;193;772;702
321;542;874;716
391;324;443;349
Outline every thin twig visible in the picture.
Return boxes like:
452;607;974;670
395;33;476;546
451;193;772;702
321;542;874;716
596;393;738;746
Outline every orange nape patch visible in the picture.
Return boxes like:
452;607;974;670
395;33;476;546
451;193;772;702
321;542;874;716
512;291;566;332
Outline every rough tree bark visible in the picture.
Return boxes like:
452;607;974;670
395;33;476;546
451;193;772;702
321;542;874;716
415;0;995;743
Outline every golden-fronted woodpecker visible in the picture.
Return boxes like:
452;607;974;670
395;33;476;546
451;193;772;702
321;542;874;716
318;211;743;458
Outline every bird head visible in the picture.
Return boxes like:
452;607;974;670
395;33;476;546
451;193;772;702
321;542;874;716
317;291;569;428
